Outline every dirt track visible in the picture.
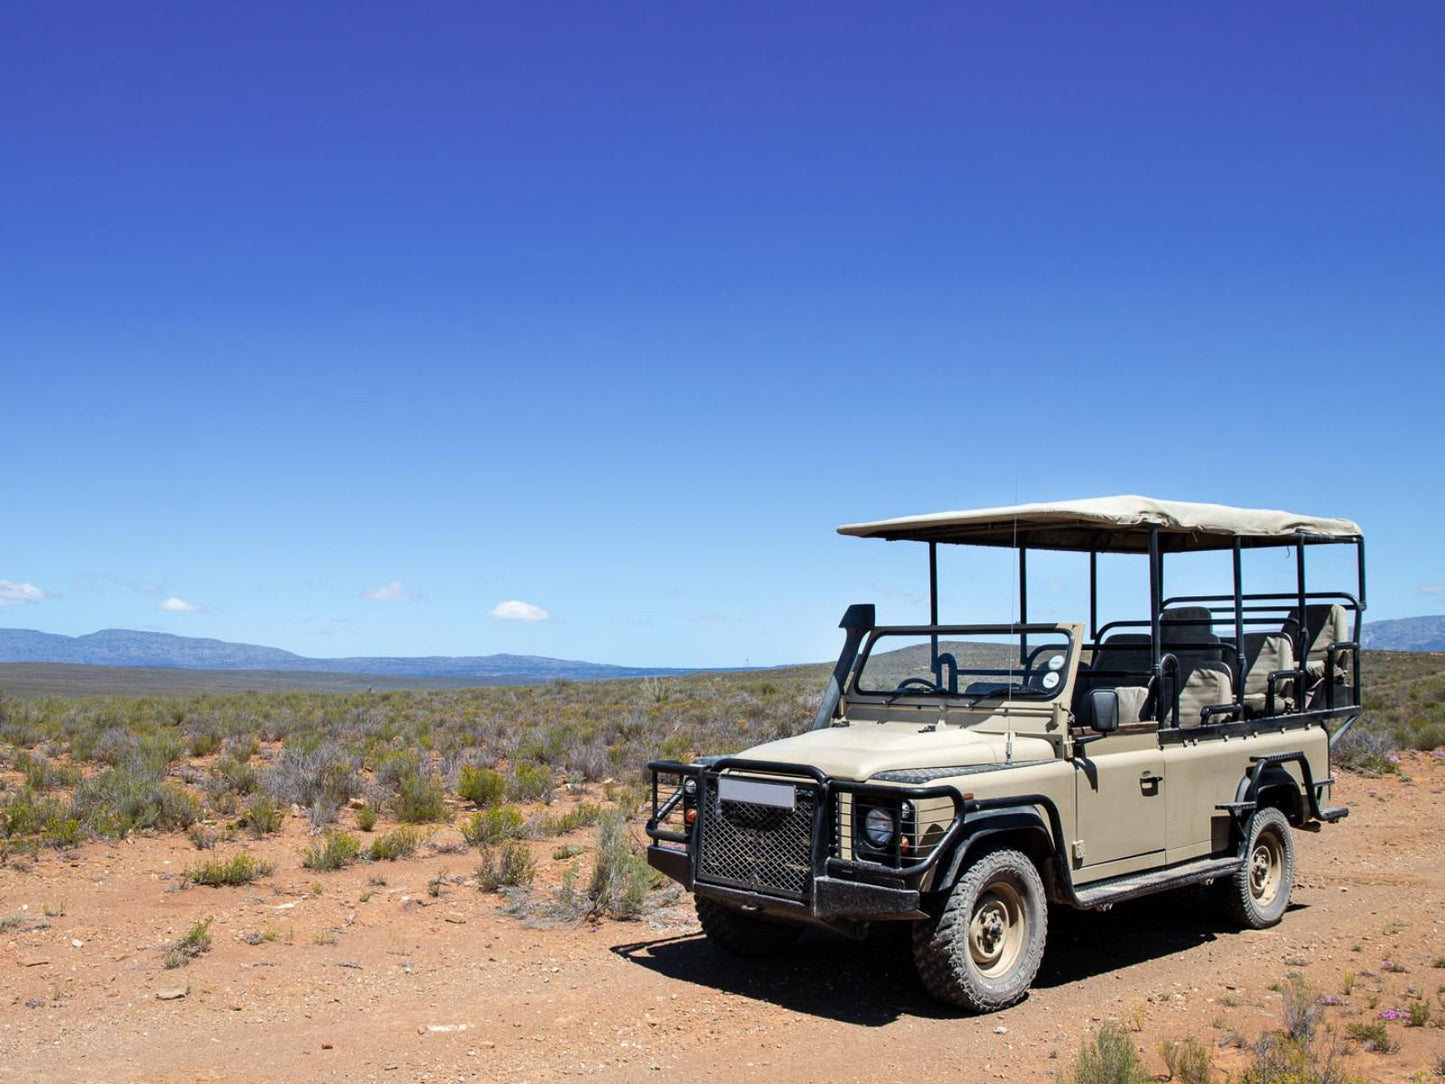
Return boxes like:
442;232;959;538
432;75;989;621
3;755;1444;1084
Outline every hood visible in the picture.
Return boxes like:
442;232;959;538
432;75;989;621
733;724;1054;782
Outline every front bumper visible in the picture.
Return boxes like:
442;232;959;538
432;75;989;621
648;844;926;921
645;757;964;924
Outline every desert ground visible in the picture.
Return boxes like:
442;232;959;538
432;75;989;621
1;755;1443;1084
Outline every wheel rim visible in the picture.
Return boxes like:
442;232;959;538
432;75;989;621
1249;830;1284;906
968;880;1025;979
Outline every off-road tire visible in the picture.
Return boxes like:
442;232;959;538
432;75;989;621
695;897;800;958
1223;806;1295;929
912;847;1047;1013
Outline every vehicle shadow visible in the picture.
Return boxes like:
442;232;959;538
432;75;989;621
611;924;953;1027
612;890;1305;1024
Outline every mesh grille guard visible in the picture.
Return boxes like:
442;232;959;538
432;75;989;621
695;772;818;901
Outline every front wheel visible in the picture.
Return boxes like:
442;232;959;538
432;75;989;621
912;847;1048;1013
695;897;800;957
1223;806;1295;929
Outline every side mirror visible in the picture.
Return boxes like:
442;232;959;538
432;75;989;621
1086;689;1119;734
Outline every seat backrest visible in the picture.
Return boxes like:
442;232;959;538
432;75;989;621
1177;662;1234;728
1283;604;1349;665
1242;632;1296;698
1074;633;1154;727
1161;606;1224;677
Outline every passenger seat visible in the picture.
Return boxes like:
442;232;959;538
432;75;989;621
1161;607;1235;728
1241;632;1296;716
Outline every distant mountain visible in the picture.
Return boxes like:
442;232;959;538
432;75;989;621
0;628;692;683
1362;616;1445;653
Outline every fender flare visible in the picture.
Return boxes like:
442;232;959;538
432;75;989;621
932;807;1057;894
1233;765;1305;826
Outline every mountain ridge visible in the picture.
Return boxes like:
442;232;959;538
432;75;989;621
1360;616;1445;654
0;627;692;681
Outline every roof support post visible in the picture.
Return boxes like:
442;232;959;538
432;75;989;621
1148;525;1162;669
928;542;938;626
1018;547;1029;665
928;541;939;674
1233;537;1245;715
1356;537;1367;611
1089;550;1098;640
1295;540;1308;666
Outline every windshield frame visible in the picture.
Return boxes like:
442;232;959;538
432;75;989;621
848;623;1078;705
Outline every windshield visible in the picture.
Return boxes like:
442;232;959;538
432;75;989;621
852;628;1072;701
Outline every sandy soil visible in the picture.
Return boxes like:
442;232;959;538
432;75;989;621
2;755;1444;1084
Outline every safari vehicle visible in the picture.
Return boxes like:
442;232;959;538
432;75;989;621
646;497;1364;1013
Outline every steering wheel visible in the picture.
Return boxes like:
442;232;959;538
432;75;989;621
893;677;942;694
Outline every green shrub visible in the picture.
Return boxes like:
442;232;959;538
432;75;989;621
1066;1024;1150;1084
396;771;447;823
70;760;200;838
263;742;358;823
1280;978;1317;1044
531;802;602;838
187;729;222;758
477;841;537;891
585;809;657;920
367;825;426;862
1158;1037;1213;1084
1344;1020;1396;1053
242;792;284;838
355;804;377;832
184;852;274;887
187;824;218;850
508;764;553;803
460;805;524;847
457;766;506;808
301;830;362;871
216;756;258;795
164;917;213;968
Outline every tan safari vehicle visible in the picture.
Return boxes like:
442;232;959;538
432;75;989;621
647;497;1364;1013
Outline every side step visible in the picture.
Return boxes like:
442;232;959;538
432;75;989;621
1072;856;1241;910
1319;806;1349;822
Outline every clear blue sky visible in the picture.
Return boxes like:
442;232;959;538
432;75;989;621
3;3;1442;667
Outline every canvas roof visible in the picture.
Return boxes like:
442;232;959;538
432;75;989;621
837;496;1363;554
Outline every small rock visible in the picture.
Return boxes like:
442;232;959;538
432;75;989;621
994;1026;1009;1035
321;1043;333;1050
71;939;84;948
156;986;189;1000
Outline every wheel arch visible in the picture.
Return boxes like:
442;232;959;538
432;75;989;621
1234;766;1305;827
932;809;1058;898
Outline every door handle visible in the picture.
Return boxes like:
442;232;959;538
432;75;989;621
1139;772;1163;793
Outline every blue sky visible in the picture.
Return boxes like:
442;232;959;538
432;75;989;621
2;3;1442;667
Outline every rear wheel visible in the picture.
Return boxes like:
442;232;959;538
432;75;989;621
695;897;800;957
912;847;1047;1013
1223;806;1295;929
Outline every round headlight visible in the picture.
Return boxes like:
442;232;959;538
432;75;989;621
863;807;896;848
682;777;698;796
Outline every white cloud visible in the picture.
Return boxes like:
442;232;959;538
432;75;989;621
1420;583;1445;600
0;580;53;606
362;580;416;603
159;597;202;613
489;599;549;622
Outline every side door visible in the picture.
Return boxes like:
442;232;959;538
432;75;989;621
1161;726;1245;864
1073;725;1167;877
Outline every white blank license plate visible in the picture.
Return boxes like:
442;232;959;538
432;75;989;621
718;777;795;810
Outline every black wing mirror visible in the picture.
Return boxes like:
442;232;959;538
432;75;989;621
1086;688;1120;734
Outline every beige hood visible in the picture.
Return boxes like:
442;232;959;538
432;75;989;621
733;724;1054;782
